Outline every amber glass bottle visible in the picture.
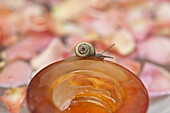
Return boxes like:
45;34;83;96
27;42;148;113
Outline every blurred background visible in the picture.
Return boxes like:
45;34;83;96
0;0;170;113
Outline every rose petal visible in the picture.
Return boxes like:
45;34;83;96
89;0;112;10
66;36;86;51
117;58;141;75
0;17;10;46
140;62;170;97
33;0;60;5
124;5;155;41
6;35;54;61
19;4;53;33
151;22;170;37
6;40;37;61
31;38;71;70
81;12;116;37
0;87;26;113
156;1;170;22
1;35;18;47
0;61;32;88
130;19;154;41
26;34;55;52
137;36;170;65
51;0;88;21
101;29;135;56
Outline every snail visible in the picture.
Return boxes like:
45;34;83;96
75;42;115;59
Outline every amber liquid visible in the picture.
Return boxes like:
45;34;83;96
64;101;110;113
52;71;123;113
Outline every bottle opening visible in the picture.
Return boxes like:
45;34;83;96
51;70;124;113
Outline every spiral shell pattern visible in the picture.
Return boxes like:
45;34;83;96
75;42;95;57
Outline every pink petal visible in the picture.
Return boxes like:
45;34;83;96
0;11;19;47
151;21;170;36
156;1;170;22
66;35;86;51
19;4;53;33
89;0;112;10
0;17;10;46
117;59;141;75
125;6;154;41
101;29;136;56
6;41;37;61
32;0;60;5
137;36;170;65
1;35;18;47
6;35;54;61
130;19;154;41
140;62;170;97
0;61;32;88
0;87;26;113
31;38;71;70
26;34;55;52
81;12;116;37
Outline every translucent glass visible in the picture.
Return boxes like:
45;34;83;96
27;56;148;113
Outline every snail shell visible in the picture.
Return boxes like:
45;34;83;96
75;42;95;57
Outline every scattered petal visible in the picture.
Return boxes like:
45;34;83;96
156;2;170;22
117;58;141;75
51;0;88;21
31;38;71;70
89;0;112;10
26;34;55;52
0;17;10;46
130;19;154;41
66;35;86;51
6;35;54;61
0;87;26;113
81;12;116;37
19;4;53;33
0;61;32;88
57;23;86;36
140;62;170;97
101;29;136;56
1;35;19;47
151;22;170;37
137;36;170;65
6;40;37;61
